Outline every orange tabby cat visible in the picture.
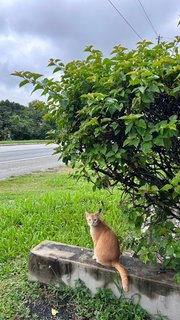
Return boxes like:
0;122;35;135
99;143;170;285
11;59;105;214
86;210;129;292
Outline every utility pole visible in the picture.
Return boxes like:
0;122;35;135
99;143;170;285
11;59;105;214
157;35;162;44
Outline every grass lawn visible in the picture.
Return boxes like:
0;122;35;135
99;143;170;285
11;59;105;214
0;170;152;319
0;139;50;145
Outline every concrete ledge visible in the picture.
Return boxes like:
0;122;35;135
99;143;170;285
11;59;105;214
29;241;180;320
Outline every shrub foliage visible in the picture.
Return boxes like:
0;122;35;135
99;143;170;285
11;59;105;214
13;38;180;269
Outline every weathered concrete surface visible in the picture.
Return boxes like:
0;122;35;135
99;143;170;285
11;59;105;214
29;241;180;320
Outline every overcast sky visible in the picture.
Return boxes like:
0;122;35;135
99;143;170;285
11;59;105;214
0;0;179;105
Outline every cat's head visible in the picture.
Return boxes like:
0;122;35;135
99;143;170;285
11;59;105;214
85;211;100;227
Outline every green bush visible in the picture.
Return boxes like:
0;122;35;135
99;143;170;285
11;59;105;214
13;37;180;270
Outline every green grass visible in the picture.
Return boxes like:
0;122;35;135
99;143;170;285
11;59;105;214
0;171;152;319
0;171;129;263
0;139;50;145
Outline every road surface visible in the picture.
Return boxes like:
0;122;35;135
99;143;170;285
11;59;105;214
0;144;62;180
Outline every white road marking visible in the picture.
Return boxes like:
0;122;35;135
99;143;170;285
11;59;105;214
0;155;51;164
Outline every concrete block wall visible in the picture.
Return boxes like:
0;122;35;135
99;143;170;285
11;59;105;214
29;241;180;320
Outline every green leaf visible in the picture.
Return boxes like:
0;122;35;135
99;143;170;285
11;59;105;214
171;86;180;96
53;67;62;73
136;126;146;136
161;184;173;191
154;137;164;146
33;73;43;80
101;118;112;123
123;136;140;147
135;119;146;129
149;83;161;93
141;70;153;77
172;191;178;199
107;105;117;116
144;133;152;142
125;122;133;134
171;176;180;186
31;83;43;93
111;122;119;131
138;184;149;193
169;115;177;123
141;141;152;154
120;114;143;121
107;150;114;157
175;185;180;195
138;86;146;94
150;185;159;193
19;79;29;87
130;77;141;86
48;59;56;66
168;123;177;130
84;45;94;52
142;93;154;104
112;142;118;153
140;246;149;264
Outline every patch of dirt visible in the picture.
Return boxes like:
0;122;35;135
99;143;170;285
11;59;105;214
26;298;76;320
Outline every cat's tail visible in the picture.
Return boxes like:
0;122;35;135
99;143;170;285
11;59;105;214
112;261;129;292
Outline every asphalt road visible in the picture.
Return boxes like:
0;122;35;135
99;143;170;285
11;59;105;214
0;144;62;180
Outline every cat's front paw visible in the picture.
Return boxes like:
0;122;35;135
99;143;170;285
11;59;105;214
92;254;97;260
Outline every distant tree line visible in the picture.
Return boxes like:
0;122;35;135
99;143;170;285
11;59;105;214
0;100;56;140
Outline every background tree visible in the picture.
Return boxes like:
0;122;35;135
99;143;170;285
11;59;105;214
0;99;56;140
0;100;26;140
13;38;180;271
27;100;56;139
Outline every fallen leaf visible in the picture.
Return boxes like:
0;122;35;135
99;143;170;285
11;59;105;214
51;308;59;316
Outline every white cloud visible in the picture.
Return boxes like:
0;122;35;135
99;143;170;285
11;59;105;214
0;82;42;106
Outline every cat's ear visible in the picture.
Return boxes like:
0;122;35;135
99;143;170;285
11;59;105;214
96;209;101;217
85;211;89;216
